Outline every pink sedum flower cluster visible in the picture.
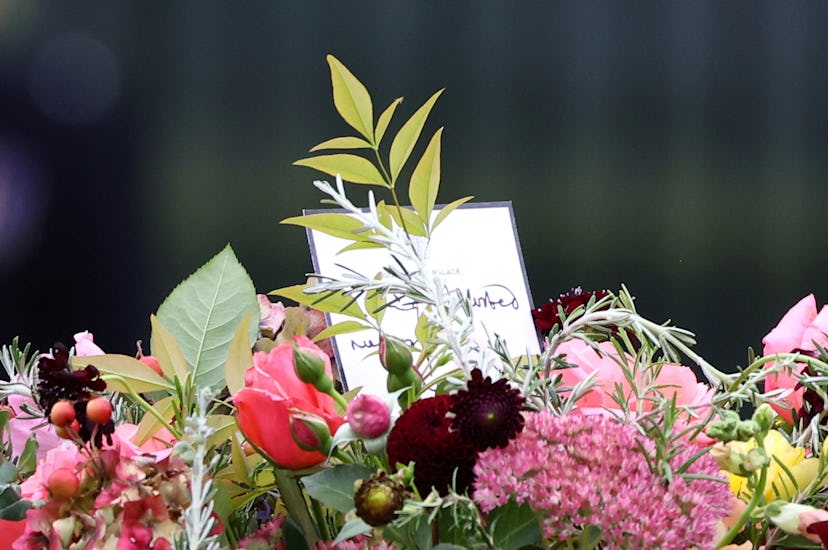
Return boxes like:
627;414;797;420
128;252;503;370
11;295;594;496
473;412;732;549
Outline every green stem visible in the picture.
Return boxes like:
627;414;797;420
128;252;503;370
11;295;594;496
716;434;769;548
324;386;349;413
274;468;320;546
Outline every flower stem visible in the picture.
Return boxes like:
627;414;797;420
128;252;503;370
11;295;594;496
274;468;319;546
716;434;769;548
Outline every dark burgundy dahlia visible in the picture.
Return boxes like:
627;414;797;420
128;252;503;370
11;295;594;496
450;368;525;450
387;395;477;496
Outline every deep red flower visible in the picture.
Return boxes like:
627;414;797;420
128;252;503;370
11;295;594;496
531;288;609;336
450;369;525;450
386;395;477;496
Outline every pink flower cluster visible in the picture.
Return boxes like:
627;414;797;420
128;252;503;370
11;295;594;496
473;412;732;549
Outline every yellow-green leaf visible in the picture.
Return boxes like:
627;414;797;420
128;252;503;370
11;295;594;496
150;315;190;383
207;414;237;448
389;89;444;184
431;195;474;232
294;154;387;187
409;127;443;226
133;395;176;446
225;314;253;396
365;279;387;324
312;320;371;342
72;354;174;394
310;136;373;152
374;97;403;145
327;55;374;142
230;434;251;484
337;241;385;254
281;212;369;242
271;284;365;319
384;204;428;237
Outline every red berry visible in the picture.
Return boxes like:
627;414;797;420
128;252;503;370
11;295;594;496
85;397;113;425
49;400;76;427
47;468;79;500
139;355;163;376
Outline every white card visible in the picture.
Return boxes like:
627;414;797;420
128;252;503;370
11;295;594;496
307;202;540;395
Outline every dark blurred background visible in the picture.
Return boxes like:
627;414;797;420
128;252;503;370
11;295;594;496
1;2;827;373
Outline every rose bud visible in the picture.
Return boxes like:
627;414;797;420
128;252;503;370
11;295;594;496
289;411;332;454
347;394;391;439
292;343;334;394
379;335;413;376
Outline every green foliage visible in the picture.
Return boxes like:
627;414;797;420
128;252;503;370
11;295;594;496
72;354;173;394
0;460;29;520
271;284;366;320
154;244;258;392
488;500;543;550
302;463;373;513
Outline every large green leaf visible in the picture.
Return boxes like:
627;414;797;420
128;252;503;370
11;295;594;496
72;354;173;394
389;89;443;184
134;395;176;445
327;55;374;143
225;315;253;396
294;154;386;186
408;127;443;227
302;463;373;513
154;245;258;392
488;500;542;550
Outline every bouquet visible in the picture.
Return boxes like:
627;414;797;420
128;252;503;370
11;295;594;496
2;55;828;550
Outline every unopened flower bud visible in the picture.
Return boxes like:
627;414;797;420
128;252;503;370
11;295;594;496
706;410;741;442
289;411;332;454
347;394;391;439
354;472;405;526
740;447;770;475
292;343;334;394
752;403;775;432
736;420;762;441
379;335;413;376
767;501;828;541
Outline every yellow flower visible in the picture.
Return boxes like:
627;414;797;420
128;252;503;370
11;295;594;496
727;430;819;502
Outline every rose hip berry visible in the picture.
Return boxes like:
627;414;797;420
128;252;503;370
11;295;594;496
139;355;163;377
49;400;76;427
85;397;113;425
47;468;79;500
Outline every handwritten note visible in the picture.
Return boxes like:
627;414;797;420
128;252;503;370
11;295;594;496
307;202;540;396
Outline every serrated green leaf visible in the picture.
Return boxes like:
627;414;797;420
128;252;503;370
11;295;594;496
488;500;542;550
150;315;191;384
134;396;176;446
333;517;373;545
312;320;371;342
309;136;373;152
155;245;259;392
303;463;373;513
431;195;474;232
271;284;365;320
294;154;387;187
72;354;174;394
389;89;443;184
409;127;443;226
225;315;253;396
327;55;374;143
375;97;403;144
281;212;369;242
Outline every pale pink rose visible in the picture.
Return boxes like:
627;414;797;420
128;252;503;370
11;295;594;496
762;294;828;424
555;340;715;443
112;423;177;461
73;330;104;356
19;443;84;501
5;393;62;461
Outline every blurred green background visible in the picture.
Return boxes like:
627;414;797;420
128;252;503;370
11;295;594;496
1;2;827;372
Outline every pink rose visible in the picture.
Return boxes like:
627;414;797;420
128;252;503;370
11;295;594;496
234;336;344;469
555;340;714;442
762;294;828;424
112;423;177;461
73;330;104;356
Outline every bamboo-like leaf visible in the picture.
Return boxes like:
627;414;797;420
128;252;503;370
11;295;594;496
207;414;237;448
271;284;365;319
384;204;428;237
72;354;173;394
365;280;387;324
312;320;371;342
230;434;251;484
309;136;372;152
388;89;444;184
294;154;387;187
150;315;190;384
281;212;368;242
327;55;374;143
225;315;253;396
408;127;443;226
133;395;176;445
154;245;259;392
431;195;474;232
337;241;385;254
374;97;403;145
